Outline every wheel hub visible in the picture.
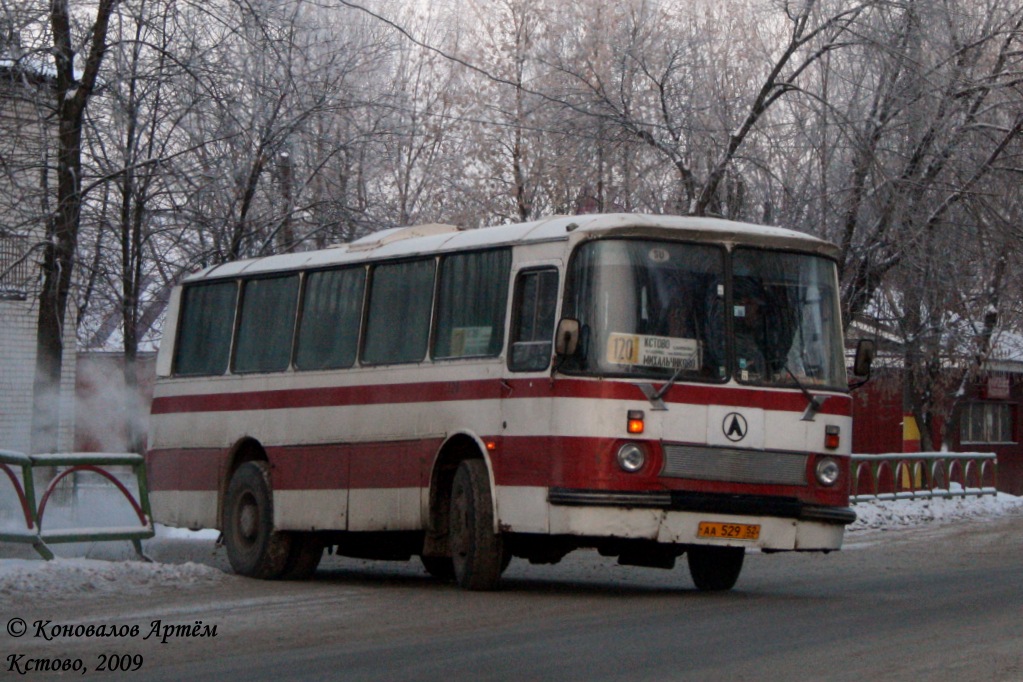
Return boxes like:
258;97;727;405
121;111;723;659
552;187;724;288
238;498;258;541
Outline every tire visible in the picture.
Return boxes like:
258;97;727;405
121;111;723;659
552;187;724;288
420;555;456;582
223;462;291;579
449;459;505;590
687;545;745;591
281;533;324;580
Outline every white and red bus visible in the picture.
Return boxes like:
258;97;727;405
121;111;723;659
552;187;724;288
146;213;873;590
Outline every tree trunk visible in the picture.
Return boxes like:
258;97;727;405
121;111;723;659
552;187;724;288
30;0;118;453
30;117;82;453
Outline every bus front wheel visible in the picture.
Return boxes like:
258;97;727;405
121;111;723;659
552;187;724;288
420;555;455;581
449;459;505;590
223;461;291;579
687;546;744;591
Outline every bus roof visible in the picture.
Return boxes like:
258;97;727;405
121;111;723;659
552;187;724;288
186;213;838;282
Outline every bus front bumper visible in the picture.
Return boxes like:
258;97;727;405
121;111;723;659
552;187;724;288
544;488;852;552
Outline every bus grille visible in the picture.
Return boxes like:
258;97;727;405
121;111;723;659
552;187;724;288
660;444;807;486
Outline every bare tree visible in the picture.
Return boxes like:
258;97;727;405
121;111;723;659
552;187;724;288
821;1;1023;448
26;0;119;454
6;0;1023;458
542;0;872;217
365;6;464;226
77;0;200;451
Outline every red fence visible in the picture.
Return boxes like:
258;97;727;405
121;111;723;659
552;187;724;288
851;452;998;503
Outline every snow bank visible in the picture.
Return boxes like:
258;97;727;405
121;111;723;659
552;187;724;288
0;557;226;601
848;489;1023;531
0;525;227;601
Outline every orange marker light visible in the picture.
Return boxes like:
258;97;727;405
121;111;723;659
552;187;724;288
824;425;840;450
485;440;497;452
627;410;645;435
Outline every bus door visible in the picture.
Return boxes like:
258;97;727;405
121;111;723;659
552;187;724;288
498;262;562;532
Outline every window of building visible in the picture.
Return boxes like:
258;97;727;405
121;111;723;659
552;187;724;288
0;234;31;300
173;281;238;376
234;275;300;373
434;249;511;359
362;259;436;365
508;268;559;372
295;267;366;370
960;402;1014;444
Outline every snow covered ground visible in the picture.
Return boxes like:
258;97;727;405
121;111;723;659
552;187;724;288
848;488;1023;532
0;551;227;602
0;525;227;602
1;491;1021;601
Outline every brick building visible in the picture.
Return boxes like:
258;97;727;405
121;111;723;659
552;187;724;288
849;325;1023;495
0;57;77;453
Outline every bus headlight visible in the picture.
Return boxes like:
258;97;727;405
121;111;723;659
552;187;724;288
617;443;647;473
815;457;840;486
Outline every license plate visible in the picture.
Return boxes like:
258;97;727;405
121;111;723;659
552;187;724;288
697;521;761;541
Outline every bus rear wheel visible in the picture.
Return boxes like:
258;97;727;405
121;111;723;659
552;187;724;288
281;533;324;580
223;461;291;579
449;459;505;590
687;546;744;591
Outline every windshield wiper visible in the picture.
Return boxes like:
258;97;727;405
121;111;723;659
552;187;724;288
638;365;686;411
786;366;829;421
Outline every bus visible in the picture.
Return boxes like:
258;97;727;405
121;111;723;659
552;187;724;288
146;213;874;591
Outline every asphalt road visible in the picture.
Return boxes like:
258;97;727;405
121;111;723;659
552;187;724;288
5;514;1022;681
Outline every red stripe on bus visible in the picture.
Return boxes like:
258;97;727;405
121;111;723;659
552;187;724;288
268;440;442;490
147;435;847;507
492;435;844;505
147;440;445;492
150;379;503;414
151;378;852;416
146;448;223;492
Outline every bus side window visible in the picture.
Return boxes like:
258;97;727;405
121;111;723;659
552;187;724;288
509;268;559;372
173;281;238;376
434;249;511;359
362;259;436;365
294;267;365;370
234;275;300;373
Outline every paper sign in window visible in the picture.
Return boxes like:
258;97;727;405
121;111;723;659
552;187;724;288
450;327;493;357
607;332;701;370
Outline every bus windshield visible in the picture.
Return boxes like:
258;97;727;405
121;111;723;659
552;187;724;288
563;239;846;389
563;239;727;381
731;248;845;388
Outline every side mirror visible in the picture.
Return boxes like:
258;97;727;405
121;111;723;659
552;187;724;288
555;318;580;356
852;339;876;377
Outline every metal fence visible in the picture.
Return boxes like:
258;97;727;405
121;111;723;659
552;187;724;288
850;452;998;503
0;449;154;560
